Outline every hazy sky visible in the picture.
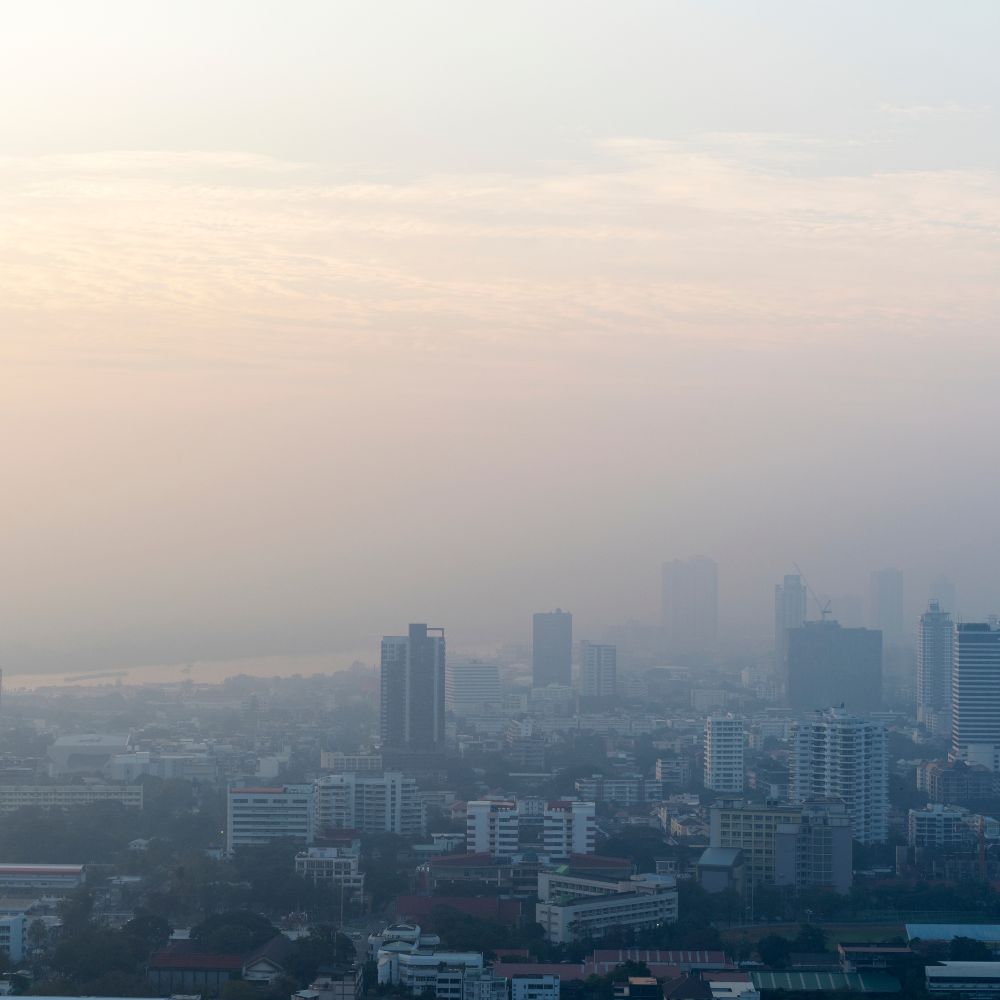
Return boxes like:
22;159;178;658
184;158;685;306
2;2;999;672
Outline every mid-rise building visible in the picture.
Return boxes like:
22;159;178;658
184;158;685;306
773;799;853;894
315;772;425;837
511;975;560;1000
574;774;663;805
446;661;501;716
294;846;365;903
319;752;384;773
661;556;719;659
543;800;596;858
918;759;996;804
907;804;972;849
226;784;315;854
466;801;519;856
0;784;143;813
0;864;85;893
785;621;883;712
951;622;1000;771
918;602;953;735
580;643;617;698
533;611;573;688
381;624;446;754
789;709;889;845
704;715;744;793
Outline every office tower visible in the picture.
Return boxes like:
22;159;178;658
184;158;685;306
950;622;1000;771
774;575;808;661
661;556;718;658
579;642;617;698
380;623;446;753
784;620;882;712
543;800;596;857
929;574;956;614
466;800;519;855
869;568;904;645
226;783;316;854
314;771;425;836
789;708;889;845
532;610;572;688
917;601;953;734
445;660;501;716
703;715;744;793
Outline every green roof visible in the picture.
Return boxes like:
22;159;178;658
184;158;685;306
751;971;900;993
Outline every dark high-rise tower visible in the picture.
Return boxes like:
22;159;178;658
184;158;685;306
917;601;952;735
785;620;882;712
774;574;808;663
532;610;572;688
380;623;445;753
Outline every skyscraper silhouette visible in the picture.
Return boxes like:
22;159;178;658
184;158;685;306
380;623;445;754
661;556;718;660
532;610;572;688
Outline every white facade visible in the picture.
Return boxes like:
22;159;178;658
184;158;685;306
294;847;365;903
511;975;560;1000
908;804;972;848
542;800;596;857
377;949;503;1000
789;709;889;845
704;716;744;793
446;661;501;716
226;784;315;854
466;801;519;855
0;915;24;962
580;643;617;698
0;784;143;813
315;772;425;837
951;623;1000;770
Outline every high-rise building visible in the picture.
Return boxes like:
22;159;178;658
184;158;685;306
466;800;519;855
703;715;744;793
661;556;718;658
869;568;904;646
532;610;572;688
789;708;889;845
579;642;617;698
543;800;596;857
951;622;1000;771
445;660;501;716
784;620;882;712
774;574;807;662
380;623;446;753
917;601;953;735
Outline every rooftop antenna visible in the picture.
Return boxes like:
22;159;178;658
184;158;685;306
793;563;832;621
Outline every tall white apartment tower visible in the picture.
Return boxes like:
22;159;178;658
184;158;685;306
789;708;889;845
703;715;744;793
951;622;1000;771
543;800;596;858
466;800;519;855
917;601;953;736
580;642;617;698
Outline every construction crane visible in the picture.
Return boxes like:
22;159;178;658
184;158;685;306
793;562;832;621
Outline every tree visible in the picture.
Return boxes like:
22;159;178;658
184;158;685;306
190;911;278;953
793;924;826;953
757;934;792;969
950;936;993;961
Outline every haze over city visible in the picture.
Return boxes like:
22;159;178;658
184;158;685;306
3;1;1000;675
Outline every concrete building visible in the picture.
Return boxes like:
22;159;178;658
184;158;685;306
510;974;560;1000
446;661;501;717
533;611;572;688
951;622;1000;771
774;574;807;663
709;801;813;888
294;847;365;903
0;784;143;813
376;948;504;1000
773;799;853;894
580;643;617;699
226;784;315;854
661;556;719;659
789;708;889;845
918;602;953;736
381;624;446;755
907;804;973;849
0;864;85;892
704;716;744;793
466;801;519;856
535;873;678;944
918;759;995;804
105;752;217;783
925;962;1000;997
574;775;664;805
696;847;745;895
319;753;384;773
0;915;24;962
293;966;364;1000
315;772;425;837
48;734;130;776
543;800;596;858
784;621;883;712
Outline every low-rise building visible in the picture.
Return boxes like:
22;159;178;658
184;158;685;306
0;784;143;813
908;804;974;848
294;847;365;904
926;961;1000;997
510;974;560;1000
0;865;85;893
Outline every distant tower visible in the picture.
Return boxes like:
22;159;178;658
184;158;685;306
774;575;808;663
785;620;883;712
929;575;956;614
951;622;1000;771
579;642;617;698
380;624;446;754
532;610;572;688
917;601;953;735
661;556;718;659
869;568;904;646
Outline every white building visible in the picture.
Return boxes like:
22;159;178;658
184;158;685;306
918;602;953;737
377;948;504;1000
0;915;25;962
926;962;1000;996
292;966;364;1000
48;734;130;776
315;772;425;837
704;716;744;793
908;804;972;849
466;801;519;855
0;784;143;813
446;661;501;717
511;975;560;1000
0;864;85;892
951;622;1000;771
226;783;315;854
535;872;678;944
789;708;889;845
294;847;365;903
580;643;617;698
319;752;384;773
542;800;596;858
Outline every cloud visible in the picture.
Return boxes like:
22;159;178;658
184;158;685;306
876;102;990;120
